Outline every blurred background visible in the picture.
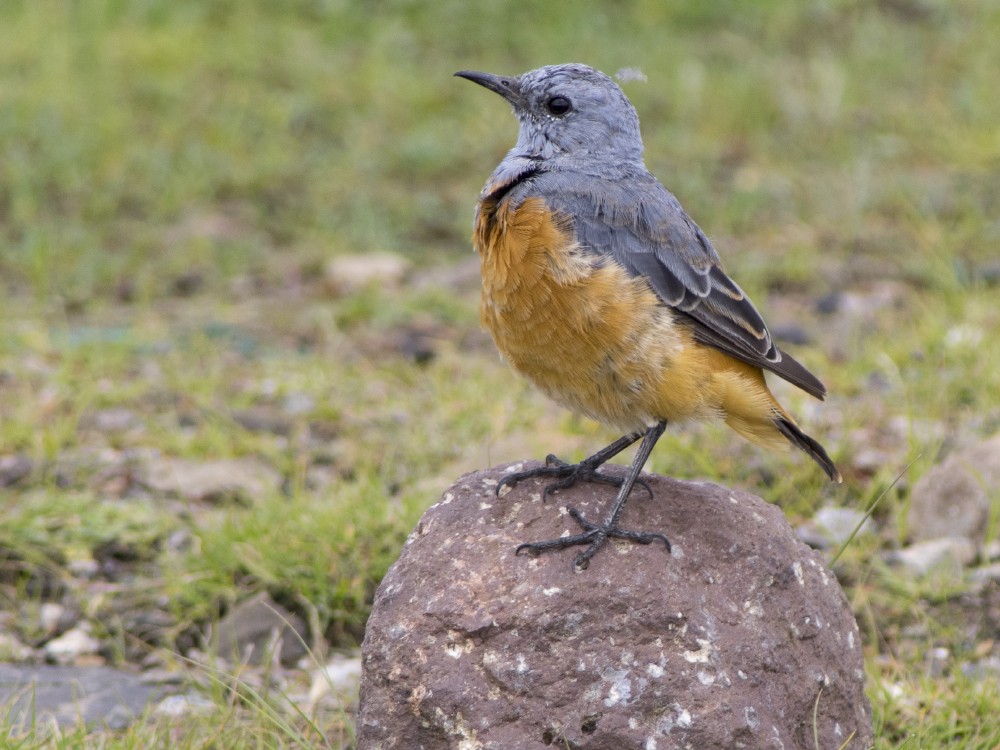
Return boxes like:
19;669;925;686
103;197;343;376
1;0;998;746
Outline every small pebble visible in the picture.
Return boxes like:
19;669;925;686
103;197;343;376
886;537;976;577
154;692;217;718
39;603;66;636
44;624;101;665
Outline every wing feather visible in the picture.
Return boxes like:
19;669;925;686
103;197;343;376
510;170;828;400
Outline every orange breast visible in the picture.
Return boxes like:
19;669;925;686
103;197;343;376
474;195;742;432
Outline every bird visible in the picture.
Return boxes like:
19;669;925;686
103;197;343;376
455;63;841;570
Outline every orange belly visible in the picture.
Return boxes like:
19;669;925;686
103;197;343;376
474;195;793;449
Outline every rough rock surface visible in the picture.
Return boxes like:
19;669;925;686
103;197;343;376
357;462;872;749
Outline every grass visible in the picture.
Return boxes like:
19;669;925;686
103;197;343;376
2;0;1000;746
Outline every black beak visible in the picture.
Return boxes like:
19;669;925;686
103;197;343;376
454;70;525;108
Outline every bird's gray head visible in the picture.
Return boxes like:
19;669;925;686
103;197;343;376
455;63;644;170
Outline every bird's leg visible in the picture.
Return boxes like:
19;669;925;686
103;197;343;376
496;431;653;501
516;420;671;570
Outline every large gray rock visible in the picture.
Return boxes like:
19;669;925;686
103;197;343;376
357;462;872;749
909;433;1000;544
0;664;167;731
210;591;309;667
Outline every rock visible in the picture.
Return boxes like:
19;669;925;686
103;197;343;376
886;537;977;577
111;605;176;656
770;322;811;346
231;407;294;436
971;562;1000;585
909;434;1000;544
797;505;872;550
357;463;873;749
925;646;950;677
963;656;1000;681
306;652;363;712
283;392;316;416
816;282;911;360
814;282;908;320
944;324;985;349
982;539;1000;562
50;446;124;490
353;322;447;365
976;261;1000;286
324;252;412;296
313;653;363;693
0;664;167;730
82;408;141;434
39;602;68;636
44;624;101;666
154;692;217;718
410;256;482;294
68;556;100;579
171;270;205;297
165;209;252;246
209;591;308;666
0;631;33;662
0;545;65;599
0;454;33;487
849;447;891;476
165;528;195;554
139;455;282;504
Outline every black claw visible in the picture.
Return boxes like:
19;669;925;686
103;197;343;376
515;531;596;557
634;477;654;501
506;423;670;569
515;530;594;556
515;505;671;568
566;506;594;529
612;529;671;549
567;506;669;548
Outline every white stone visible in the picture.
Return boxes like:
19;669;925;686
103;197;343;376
888;537;976;576
44;624;100;665
324;252;412;295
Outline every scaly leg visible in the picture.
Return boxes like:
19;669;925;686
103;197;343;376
515;421;671;570
496;431;652;501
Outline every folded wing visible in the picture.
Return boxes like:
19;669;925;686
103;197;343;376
529;170;827;400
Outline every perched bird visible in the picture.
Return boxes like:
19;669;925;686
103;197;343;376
456;63;840;570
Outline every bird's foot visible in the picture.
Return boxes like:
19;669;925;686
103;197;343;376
496;454;652;501
516;507;671;570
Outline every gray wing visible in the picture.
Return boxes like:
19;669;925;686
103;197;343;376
519;170;827;400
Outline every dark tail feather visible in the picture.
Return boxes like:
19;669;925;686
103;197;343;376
774;418;842;483
770;347;827;401
688;330;828;401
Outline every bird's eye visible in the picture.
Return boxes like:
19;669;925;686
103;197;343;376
545;96;572;116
